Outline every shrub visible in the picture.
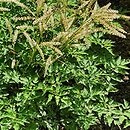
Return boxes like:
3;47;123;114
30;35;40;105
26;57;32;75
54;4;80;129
0;0;130;129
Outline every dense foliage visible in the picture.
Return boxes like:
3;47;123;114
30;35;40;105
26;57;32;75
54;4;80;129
0;0;130;129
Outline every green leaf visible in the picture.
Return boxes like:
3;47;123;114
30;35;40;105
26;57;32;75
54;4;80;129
84;123;90;130
1;126;9;130
124;110;130;118
119;116;126;124
13;124;20;130
124;120;130;129
107;115;113;126
46;94;53;104
55;96;60;105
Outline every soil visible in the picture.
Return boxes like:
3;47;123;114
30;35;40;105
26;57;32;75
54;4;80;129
104;0;130;106
89;0;130;130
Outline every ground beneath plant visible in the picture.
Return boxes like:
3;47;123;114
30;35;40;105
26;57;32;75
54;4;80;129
89;1;130;130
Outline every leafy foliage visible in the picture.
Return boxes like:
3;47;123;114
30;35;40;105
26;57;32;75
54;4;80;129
0;0;130;130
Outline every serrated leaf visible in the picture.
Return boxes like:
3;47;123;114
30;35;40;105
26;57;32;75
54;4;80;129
124;110;130;118
46;94;53;104
119;116;126;124
107;115;113;126
124;120;130;129
1;125;9;130
55;96;60;105
13;124;20;130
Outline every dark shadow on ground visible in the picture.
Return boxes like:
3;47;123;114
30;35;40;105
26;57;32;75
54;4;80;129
89;1;130;130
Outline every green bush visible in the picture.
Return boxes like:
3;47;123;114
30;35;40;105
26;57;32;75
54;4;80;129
0;0;130;129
